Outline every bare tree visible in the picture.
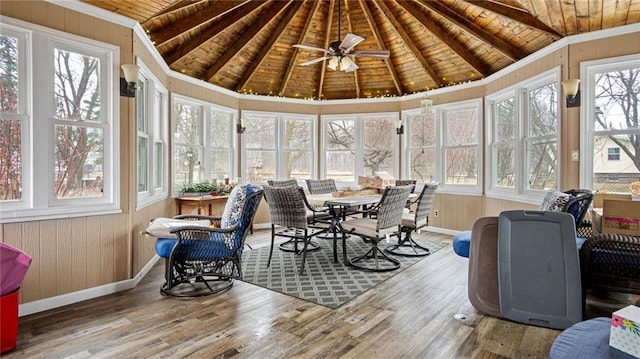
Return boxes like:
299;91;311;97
0;35;21;200
595;68;640;172
53;50;102;198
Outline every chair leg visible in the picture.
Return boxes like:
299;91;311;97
299;230;310;275
385;229;430;257
349;240;401;272
267;225;276;268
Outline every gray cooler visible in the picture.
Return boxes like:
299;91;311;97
497;210;582;330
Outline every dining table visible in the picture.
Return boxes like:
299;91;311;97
306;193;384;264
305;191;419;265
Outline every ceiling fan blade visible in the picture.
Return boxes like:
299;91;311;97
339;33;364;52
293;44;328;53
351;50;390;59
299;56;330;66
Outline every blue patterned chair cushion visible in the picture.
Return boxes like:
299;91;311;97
220;185;249;248
540;191;572;212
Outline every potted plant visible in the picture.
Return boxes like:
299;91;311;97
179;181;220;196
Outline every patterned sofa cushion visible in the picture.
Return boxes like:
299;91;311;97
540;191;572;212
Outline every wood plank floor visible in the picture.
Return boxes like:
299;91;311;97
4;230;636;359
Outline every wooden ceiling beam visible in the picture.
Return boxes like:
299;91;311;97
279;0;323;97
417;0;526;61
374;0;443;87
358;0;402;96
396;0;492;78
162;1;265;66
470;0;563;39
344;0;360;97
149;1;248;47
141;0;206;29
319;0;337;100
200;1;290;82
233;1;305;92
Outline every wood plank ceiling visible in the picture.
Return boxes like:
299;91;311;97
83;0;640;100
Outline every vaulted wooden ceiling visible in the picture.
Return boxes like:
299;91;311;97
83;0;640;100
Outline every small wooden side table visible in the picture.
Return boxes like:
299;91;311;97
175;195;229;216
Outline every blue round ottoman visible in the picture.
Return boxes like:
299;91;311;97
549;317;635;358
452;230;471;258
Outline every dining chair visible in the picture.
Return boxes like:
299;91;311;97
341;185;412;271
153;184;264;297
263;185;328;274
306;179;338;194
266;179;333;238
395;179;417;193
387;183;439;257
267;179;298;187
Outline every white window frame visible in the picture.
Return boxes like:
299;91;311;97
136;59;168;210
437;99;483;195
171;94;237;196
321;112;399;188
485;89;518;197
240;110;317;184
486;68;561;203
401;108;438;184
0;17;120;223
580;54;640;192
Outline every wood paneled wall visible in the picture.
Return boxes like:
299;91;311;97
1;0;639;307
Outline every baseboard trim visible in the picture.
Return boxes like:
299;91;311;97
421;226;460;236
19;256;161;317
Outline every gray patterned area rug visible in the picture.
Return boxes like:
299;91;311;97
241;234;448;308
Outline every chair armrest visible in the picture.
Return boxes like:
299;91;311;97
170;223;240;238
173;214;222;227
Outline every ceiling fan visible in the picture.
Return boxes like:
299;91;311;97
292;1;390;72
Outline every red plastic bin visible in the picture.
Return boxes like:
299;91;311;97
0;288;19;353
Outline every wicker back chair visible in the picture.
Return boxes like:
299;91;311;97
563;189;594;230
341;185;412;271
306;179;338;194
267;179;298;187
580;233;640;296
160;185;264;296
263;185;327;274
387;183;439;257
395;179;417;193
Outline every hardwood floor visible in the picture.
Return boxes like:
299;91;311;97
3;230;635;358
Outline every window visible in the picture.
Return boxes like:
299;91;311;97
582;55;640;193
486;68;560;201
172;95;235;194
442;104;481;189
608;147;620;161
403;100;482;193
403;110;436;183
242;111;315;183
1;19;119;222
136;61;168;209
322;113;397;185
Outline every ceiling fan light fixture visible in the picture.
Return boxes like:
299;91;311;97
328;56;339;70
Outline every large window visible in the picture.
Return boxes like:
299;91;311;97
582;55;640;193
242;111;315;183
1;19;119;222
322;113;397;185
172;95;236;194
404;110;437;183
404;99;482;194
486;69;560;201
442;103;481;189
136;61;168;209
